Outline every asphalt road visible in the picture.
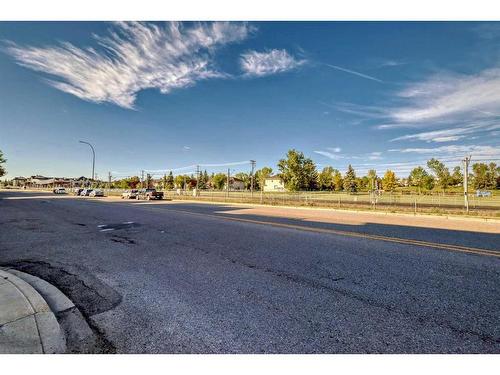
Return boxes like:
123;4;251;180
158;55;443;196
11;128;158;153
1;190;499;353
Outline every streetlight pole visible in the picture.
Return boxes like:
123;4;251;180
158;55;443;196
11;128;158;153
79;141;95;181
250;160;256;198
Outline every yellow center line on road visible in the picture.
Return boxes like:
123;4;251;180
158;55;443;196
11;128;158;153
140;205;500;258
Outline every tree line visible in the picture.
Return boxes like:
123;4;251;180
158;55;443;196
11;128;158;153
111;150;499;193
2;147;498;193
273;150;499;193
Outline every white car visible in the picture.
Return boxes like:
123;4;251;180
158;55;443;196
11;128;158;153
53;187;66;194
121;189;138;199
89;189;104;197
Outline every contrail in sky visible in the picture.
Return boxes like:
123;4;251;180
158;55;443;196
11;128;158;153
324;63;383;83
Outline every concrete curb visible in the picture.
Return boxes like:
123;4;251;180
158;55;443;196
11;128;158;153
5;269;98;354
0;269;66;354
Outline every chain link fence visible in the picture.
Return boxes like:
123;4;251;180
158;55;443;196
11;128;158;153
159;189;500;216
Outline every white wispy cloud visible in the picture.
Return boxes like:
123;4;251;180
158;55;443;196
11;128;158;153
320;101;388;119
378;59;406;68
390;121;500;143
314;149;383;162
240;49;306;77
368;152;382;160
5;22;254;109
324;63;383;83
389;68;500;124
313;150;345;160
389;144;500;159
328;147;342;153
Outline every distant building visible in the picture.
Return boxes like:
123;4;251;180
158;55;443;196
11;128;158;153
224;177;245;191
12;177;27;187
25;175;88;188
263;176;285;192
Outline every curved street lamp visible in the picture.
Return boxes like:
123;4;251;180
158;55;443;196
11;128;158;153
79;140;95;181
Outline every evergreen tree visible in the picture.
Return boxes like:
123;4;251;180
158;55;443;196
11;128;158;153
166;171;174;190
343;165;357;193
0;149;6;178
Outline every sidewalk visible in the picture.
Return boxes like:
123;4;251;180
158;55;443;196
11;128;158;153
0;269;65;354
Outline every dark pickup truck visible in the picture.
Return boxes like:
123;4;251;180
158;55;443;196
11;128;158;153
136;188;164;200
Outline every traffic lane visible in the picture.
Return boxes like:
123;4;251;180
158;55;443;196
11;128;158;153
0;193;499;353
110;200;500;252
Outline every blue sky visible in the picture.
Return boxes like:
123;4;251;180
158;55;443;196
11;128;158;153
1;21;500;180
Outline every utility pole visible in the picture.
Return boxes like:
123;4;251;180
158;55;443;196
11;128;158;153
463;155;471;213
108;171;111;190
196;165;200;195
141;170;145;189
227;168;230;198
250;160;256;197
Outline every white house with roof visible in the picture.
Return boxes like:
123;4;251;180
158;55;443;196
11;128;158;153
263;176;285;192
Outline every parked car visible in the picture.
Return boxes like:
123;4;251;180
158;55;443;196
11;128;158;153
121;189;139;199
89;189;104;197
53;187;66;194
73;188;84;196
80;189;93;196
136;188;164;200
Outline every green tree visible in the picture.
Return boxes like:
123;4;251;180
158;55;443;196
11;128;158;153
212;173;227;190
409;166;429;193
146;173;153;188
174;175;188;189
451;166;463;186
472;163;489;189
343;165;357;193
333;170;343;191
117;176;140;189
255;167;273;191
277;149;318;191
318;166;337;191
197;170;209;189
423;174;435;190
427;158;451;191
0;149;6;178
487;162;498;189
358;176;370;191
382;170;397;192
367;169;377;190
165;171;174;190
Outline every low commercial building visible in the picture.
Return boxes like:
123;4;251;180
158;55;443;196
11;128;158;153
26;175;88;188
12;177;27;187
